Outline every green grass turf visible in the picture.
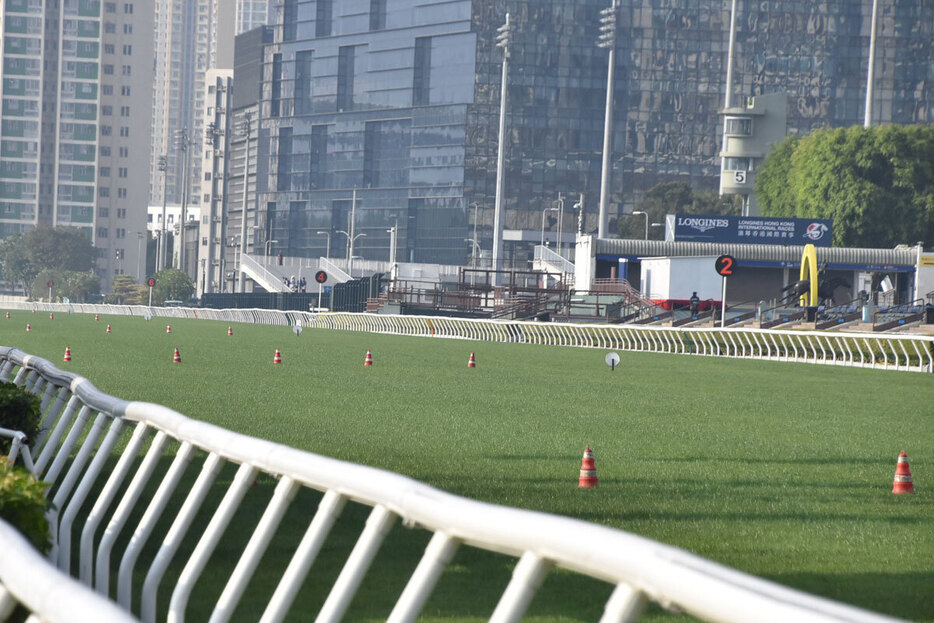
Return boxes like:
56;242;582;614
3;311;933;622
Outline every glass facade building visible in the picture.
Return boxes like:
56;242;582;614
255;0;934;267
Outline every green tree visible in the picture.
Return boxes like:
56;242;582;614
753;135;799;218
0;226;96;298
107;274;148;304
0;235;35;296
756;125;934;247
30;270;100;303
151;268;194;305
618;181;742;240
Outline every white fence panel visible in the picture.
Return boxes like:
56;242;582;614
0;348;906;623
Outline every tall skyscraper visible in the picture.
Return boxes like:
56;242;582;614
249;0;933;268
0;0;153;290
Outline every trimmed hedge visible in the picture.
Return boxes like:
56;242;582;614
0;459;51;553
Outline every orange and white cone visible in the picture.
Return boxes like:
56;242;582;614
106;324;111;334
166;325;172;334
49;312;54;320
273;348;282;364
26;323;30;332
173;347;181;363
64;346;72;363
5;312;9;319
364;350;373;366
893;451;914;494
467;352;476;368
95;314;99;321
579;446;598;488
227;326;233;336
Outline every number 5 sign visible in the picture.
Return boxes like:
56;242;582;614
734;170;746;184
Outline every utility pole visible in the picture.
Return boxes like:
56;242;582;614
175;128;191;275
157;154;168;269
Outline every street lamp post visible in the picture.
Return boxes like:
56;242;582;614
632;211;649;240
597;0;619;239
238;113;252;293
157;154;168;269
264;239;279;265
336;231;366;276
541;206;558;247
175;128;191;275
557;193;566;258
316;231;331;258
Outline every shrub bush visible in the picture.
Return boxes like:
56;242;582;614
0;381;42;456
0;459;51;553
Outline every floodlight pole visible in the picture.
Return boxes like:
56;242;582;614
597;0;619;239
491;13;511;284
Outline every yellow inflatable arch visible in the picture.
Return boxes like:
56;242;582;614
799;243;818;307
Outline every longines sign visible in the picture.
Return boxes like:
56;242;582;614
665;214;833;247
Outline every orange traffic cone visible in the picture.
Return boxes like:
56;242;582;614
106;324;111;334
227;326;233;336
273;348;282;364
166;325;172;334
5;311;9;319
64;346;72;362
579;446;598;488
173;347;181;363
49;312;54;320
364;350;373;366
467;352;476;368
95;314;99;321
26;323;30;332
893;451;915;494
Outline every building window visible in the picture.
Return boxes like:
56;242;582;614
295;50;313;115
97;227;108;238
122;44;132;55
723;157;751;171
118;167;127;178
102;105;112;116
117;208;126;218
105;2;116;12
121;65;131;76
120;86;130;96
724;117;752;136
278;127;292;191
123;23;132;34
99;188;110;198
104;43;115;54
337;46;356;112
98;207;109;217
284;0;298;40
117;188;126;198
120;105;129;117
118;146;128;157
105;22;116;34
413;37;431;106
123;3;133;14
119;127;129;137
370;0;386;30
100;146;111;156
316;0;331;37
103;64;114;75
101;125;111;136
310;125;327;189
99;166;110;177
271;53;282;117
116;228;126;238
103;85;113;95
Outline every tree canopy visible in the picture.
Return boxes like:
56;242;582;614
0;226;96;298
151;268;194;305
617;181;742;240
755;125;934;248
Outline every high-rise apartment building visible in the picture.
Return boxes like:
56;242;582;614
249;0;933;268
0;0;153;290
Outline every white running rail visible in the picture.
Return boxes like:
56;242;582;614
3;302;932;373
0;348;903;623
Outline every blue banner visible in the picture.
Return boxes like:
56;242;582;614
665;214;833;246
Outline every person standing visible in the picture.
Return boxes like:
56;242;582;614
689;291;700;315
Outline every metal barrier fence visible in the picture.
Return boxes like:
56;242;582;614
3;301;931;373
0;348;901;623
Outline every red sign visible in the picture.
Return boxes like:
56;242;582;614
148;278;156;287
48;280;53;287
315;271;327;284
